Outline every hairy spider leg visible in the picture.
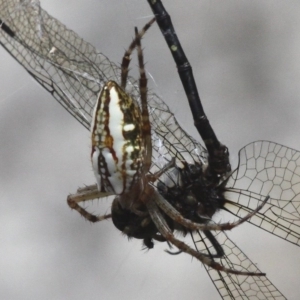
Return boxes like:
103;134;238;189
146;197;266;276
153;192;270;232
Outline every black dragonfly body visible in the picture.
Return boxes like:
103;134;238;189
0;0;300;300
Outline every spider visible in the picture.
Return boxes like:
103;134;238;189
66;18;268;276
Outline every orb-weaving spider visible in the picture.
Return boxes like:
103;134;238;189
67;19;268;276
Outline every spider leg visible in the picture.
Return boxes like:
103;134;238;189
121;17;156;89
134;26;152;174
153;191;270;231
67;184;112;222
147;157;175;183
146;195;266;276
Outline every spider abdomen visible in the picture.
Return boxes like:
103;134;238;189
91;81;145;195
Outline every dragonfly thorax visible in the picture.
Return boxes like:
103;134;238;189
157;162;224;222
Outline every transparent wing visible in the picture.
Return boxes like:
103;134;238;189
192;230;286;300
0;0;109;129
225;141;300;246
0;0;208;171
0;2;289;299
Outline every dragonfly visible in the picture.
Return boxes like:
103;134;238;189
147;0;300;298
0;0;300;300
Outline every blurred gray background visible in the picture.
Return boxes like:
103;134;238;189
1;0;300;299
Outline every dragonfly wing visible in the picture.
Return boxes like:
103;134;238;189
0;0;208;180
0;0;208;169
225;141;300;246
0;0;115;129
192;230;286;300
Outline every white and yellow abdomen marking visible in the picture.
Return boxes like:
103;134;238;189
91;81;144;195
